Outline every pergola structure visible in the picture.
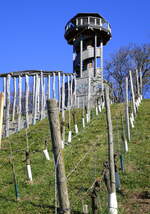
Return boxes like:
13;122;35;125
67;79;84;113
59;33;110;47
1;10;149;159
0;70;76;137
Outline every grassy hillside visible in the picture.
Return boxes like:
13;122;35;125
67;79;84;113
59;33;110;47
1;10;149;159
0;100;149;214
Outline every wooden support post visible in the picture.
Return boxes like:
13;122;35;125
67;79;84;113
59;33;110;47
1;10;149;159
94;34;97;77
70;75;73;108
61;74;65;147
87;70;91;122
0;93;4;148
12;77;17;121
74;74;77;108
18;76;22;131
48;75;51;99
129;70;136;116
33;74;38;125
47;99;70;214
53;72;56;99
136;69;140;98
139;70;143;100
80;39;83;78
125;77;130;141
58;72;61;111
25;75;29;128
3;77;6;107
40;72;44;120
104;86;118;214
100;41;104;93
6;74;11;137
32;75;35;111
37;75;40;116
67;75;70;108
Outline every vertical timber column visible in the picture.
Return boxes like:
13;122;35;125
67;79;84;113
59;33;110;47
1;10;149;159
74;74;77;108
125;77;130;141
40;72;44;120
48;75;51;99
62;74;65;119
18;76;22;131
12;77;17;121
94;34;97;77
136;69;140;98
105;86;118;214
70;74;73;108
25;75;29;128
3;77;6;107
87;69;91;122
80;38;83;78
37;75;40;117
32;75;36;114
67;75;70;108
47;99;70;214
0;93;4;148
33;74;38;125
140;69;143;100
53;72;56;99
58;72;61;111
5;74;11;136
129;70;136;116
100;41;104;93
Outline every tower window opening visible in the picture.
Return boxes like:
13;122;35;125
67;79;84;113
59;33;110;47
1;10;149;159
90;17;95;25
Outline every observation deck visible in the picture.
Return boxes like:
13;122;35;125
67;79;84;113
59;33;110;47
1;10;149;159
64;13;112;45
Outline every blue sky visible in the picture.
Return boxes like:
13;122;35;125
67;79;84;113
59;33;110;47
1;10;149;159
0;0;149;75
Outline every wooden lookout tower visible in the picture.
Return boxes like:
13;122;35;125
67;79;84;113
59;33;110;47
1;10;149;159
64;13;112;106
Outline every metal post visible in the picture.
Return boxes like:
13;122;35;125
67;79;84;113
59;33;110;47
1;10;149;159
47;99;70;214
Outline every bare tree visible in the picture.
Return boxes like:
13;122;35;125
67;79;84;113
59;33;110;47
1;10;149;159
105;44;150;102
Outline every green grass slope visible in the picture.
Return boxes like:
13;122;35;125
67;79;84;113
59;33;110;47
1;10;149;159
0;100;149;214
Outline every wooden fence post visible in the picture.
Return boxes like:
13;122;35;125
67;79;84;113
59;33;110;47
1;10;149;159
139;69;143;100
104;86;118;214
47;99;70;214
129;70;136;116
125;77;130;141
0;93;4;148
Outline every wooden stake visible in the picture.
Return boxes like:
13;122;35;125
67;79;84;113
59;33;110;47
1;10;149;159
125;77;130;141
104;86;118;214
47;99;70;214
0;93;4;148
129;70;136;116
